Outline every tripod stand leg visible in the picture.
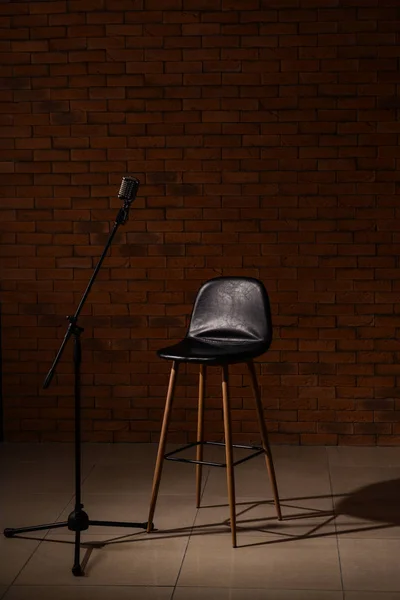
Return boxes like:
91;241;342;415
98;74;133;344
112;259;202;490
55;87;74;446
72;530;84;577
4;522;68;537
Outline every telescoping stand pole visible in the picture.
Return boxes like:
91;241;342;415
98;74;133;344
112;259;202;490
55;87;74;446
4;177;153;576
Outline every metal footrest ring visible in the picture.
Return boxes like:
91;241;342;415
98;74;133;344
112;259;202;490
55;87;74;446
164;440;264;468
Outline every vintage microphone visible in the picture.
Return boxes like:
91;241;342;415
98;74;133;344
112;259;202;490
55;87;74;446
3;177;152;577
117;176;140;224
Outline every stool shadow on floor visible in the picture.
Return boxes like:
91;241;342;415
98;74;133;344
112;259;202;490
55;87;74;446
239;477;400;548
334;477;400;528
83;478;400;551
11;479;400;557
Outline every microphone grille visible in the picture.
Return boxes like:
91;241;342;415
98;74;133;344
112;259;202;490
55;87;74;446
118;176;140;201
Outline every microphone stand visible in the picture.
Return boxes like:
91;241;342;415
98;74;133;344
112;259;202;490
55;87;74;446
4;182;152;576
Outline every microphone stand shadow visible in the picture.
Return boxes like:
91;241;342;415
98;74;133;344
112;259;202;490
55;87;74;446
3;177;153;576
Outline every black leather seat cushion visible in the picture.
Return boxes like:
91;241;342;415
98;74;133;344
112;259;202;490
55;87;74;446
157;337;267;365
157;277;273;365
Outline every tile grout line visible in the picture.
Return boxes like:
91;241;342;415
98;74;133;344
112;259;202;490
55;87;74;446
170;465;212;600
326;445;345;599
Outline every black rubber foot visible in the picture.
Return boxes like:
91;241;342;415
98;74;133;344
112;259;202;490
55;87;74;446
72;565;84;577
4;529;14;538
147;522;155;532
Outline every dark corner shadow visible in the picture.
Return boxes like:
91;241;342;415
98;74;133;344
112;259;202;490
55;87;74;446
10;478;400;553
335;477;400;525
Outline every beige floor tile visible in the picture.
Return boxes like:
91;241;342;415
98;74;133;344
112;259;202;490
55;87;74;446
272;446;331;501
15;534;189;586
273;444;329;466
178;534;342;590
173;590;343;600
97;443;181;466
0;443;106;470
57;493;198;536
329;466;400;496
193;495;335;539
0;463;76;495
275;465;332;497
0;443;74;461
339;538;400;591
328;447;400;468
83;460;206;496
0;537;40;586
0;493;71;535
203;454;332;501
0;454;97;495
345;594;400;600
4;586;173;600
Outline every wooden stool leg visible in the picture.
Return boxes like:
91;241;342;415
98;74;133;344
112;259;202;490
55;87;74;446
247;360;282;520
196;364;206;508
222;364;237;548
147;361;179;533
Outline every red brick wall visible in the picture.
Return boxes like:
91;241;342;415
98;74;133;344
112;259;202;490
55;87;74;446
1;0;400;445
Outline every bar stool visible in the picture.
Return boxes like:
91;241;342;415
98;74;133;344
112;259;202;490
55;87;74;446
147;276;282;547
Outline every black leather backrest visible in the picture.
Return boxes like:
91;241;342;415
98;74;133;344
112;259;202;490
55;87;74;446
188;277;272;345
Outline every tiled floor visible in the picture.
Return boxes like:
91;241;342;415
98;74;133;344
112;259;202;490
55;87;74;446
1;442;400;599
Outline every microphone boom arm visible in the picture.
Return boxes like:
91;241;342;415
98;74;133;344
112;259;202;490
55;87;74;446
43;178;139;389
